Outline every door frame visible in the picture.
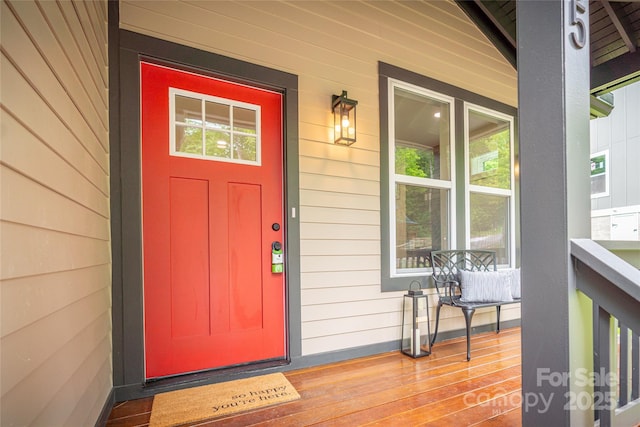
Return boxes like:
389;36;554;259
110;27;300;400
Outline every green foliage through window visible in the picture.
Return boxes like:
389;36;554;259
395;146;435;178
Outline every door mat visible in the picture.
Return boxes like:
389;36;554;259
149;372;300;427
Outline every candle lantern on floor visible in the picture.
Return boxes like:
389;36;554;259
401;281;431;358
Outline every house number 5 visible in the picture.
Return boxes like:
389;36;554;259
570;0;587;49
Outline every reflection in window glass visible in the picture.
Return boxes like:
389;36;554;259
205;129;230;158
468;110;511;189
205;101;230;130
233;134;257;161
470;192;509;265
175;126;203;154
233;107;257;134
175;95;202;124
395;184;449;271
394;88;450;180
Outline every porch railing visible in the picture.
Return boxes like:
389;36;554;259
571;239;640;427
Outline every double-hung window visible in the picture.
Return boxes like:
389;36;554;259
464;104;515;266
380;62;517;291
388;80;455;279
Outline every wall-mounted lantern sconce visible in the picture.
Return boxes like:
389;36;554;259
332;90;357;146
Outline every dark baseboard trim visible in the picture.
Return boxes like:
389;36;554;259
111;320;521;403
95;387;115;427
284;319;522;372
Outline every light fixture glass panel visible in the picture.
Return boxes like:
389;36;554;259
394;87;451;180
233;134;257;161
175;125;203;154
175;95;202;125
205;129;230;158
205;101;230;130
470;192;509;265
395;184;449;271
233;107;257;134
468;110;511;189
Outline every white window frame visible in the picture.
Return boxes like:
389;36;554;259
463;102;516;268
169;87;262;166
388;79;456;278
590;149;609;199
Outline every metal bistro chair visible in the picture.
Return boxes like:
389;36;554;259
430;249;517;361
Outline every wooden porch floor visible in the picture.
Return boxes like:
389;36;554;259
107;327;522;426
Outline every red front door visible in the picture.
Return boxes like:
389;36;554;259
141;62;285;379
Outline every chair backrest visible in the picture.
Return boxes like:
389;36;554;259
430;250;497;295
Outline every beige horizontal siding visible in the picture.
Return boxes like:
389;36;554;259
2;62;109;197
1;290;110;395
2;5;108;164
300;239;380;256
301;285;396;305
303;311;403;339
120;0;519;357
0;0;110;426
303;326;401;354
1;265;111;337
300;190;380;211
301;270;381;289
299;172;380;195
300;223;380;240
8;0;108;140
303;297;403;323
1;112;109;217
0;222;110;280
299;157;380;183
1;167;110;241
301;255;380;273
299;140;380;167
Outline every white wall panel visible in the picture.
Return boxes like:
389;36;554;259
590;82;640;213
120;0;519;357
